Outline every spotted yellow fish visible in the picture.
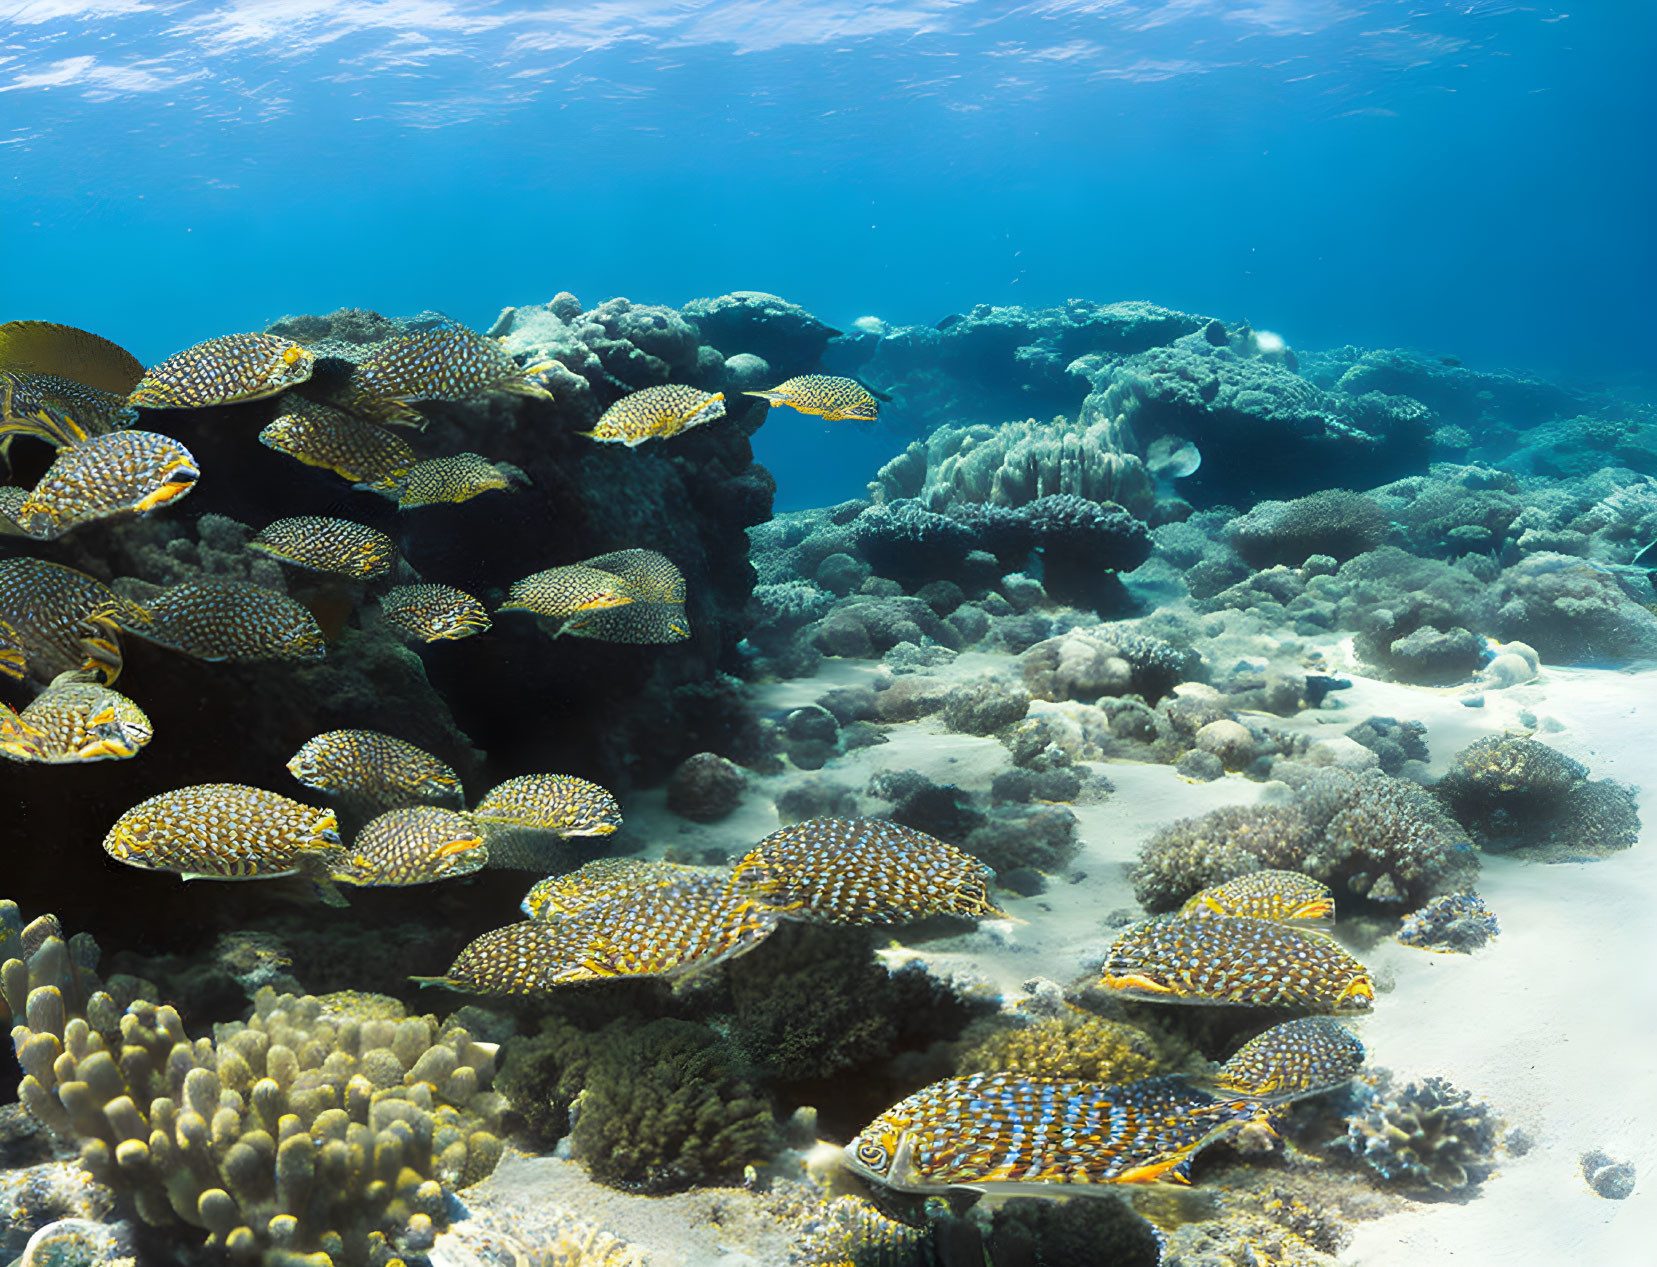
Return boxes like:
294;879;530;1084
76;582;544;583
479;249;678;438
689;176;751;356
1207;1018;1365;1104
248;516;399;579
497;564;642;621
1099;915;1373;1012
331;807;487;887
0;487;27;530
1179;871;1335;929
744;375;880;424
578;548;686;604
378;584;490;642
9;430;199;539
559;600;690;645
0;673;152;764
258;399;415;490
520;857;695;921
732;817;1005;925
581;384;726;448
103;783;342;881
844;1073;1256;1195
0;558;150;682
349;324;553;426
122;580;325;662
0;618;24;681
0;371;126;465
286;729;461;808
124;333;314;412
397;453;516;509
471;773;622;836
422;869;777;993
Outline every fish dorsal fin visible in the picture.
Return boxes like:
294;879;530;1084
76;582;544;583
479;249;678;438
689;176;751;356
0;321;145;395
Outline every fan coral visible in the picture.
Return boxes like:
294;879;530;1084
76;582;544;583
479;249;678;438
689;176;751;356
956;1009;1165;1085
1333;1073;1503;1194
1132;806;1320;912
1228;491;1391;569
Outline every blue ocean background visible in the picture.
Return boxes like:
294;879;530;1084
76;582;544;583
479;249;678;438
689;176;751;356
4;1;1652;507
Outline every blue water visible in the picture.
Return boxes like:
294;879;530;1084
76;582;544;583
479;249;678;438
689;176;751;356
4;1;1653;504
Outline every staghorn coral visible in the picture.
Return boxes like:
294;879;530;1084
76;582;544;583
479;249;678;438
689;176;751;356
4;900;504;1266
1132;806;1321;912
955;1007;1165;1085
1333;1073;1503;1194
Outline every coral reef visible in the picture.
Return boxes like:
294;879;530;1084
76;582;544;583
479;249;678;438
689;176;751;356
1436;734;1641;857
1396;892;1500;954
497;1015;774;1193
1228;490;1392;569
1333;1073;1504;1195
4;901;503;1265
1132;806;1321;913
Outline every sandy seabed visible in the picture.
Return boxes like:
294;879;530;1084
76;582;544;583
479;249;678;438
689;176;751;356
610;639;1656;1266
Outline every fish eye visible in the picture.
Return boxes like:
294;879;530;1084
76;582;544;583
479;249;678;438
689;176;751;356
854;1139;891;1169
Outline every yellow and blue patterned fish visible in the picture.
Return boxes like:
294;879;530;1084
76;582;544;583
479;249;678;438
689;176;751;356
732;817;1005;925
103;783;342;882
744;375;880;424
9;430;199;540
122;580;325;662
0;321;143;467
581;384;726;448
0;618;25;681
258;400;416;490
497;564;642;620
396;453;516;509
578;548;686;604
1179;870;1335;929
520;857;694;921
471;773;621;836
331;807;488;887
1207;1018;1365;1104
249;516;399;579
844;1072;1257;1195
378;584;491;642
0;558;150;682
559;600;690;645
412;920;568;995
124;333;314;412
349;324;554;426
286;729;461;808
1099;915;1373;1012
0;673;152;764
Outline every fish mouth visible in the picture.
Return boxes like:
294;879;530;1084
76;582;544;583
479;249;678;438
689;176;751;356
133;465;200;513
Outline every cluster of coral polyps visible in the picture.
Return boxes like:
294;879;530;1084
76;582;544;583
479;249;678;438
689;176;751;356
4;899;503;1266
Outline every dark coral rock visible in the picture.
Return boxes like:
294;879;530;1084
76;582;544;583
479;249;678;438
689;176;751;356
1386;624;1485;685
1493;552;1657;663
889;784;987;846
665;753;747;824
987;1196;1161;1267
775;779;859;824
1436;735;1639;857
1175;749;1225;782
1334;1073;1503;1195
1582;1150;1637;1200
915;579;966;615
872;676;953;723
940;678;1031;735
852;501;977;586
1344;717;1430;775
962;805;1080;873
867;769;937;803
681;291;838;377
990;767;1085;806
1228;490;1391;568
813;609;875;659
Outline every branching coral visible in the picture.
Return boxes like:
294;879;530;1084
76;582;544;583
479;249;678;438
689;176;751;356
4;902;503;1266
1131;806;1320;912
1333;1073;1503;1194
1295;768;1477;906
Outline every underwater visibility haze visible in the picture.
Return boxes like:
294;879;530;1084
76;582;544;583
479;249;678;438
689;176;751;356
0;3;1654;1266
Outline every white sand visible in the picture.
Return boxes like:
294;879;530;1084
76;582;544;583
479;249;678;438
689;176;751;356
611;647;1656;1263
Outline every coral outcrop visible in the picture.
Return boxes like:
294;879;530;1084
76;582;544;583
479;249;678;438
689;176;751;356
1333;1073;1504;1194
